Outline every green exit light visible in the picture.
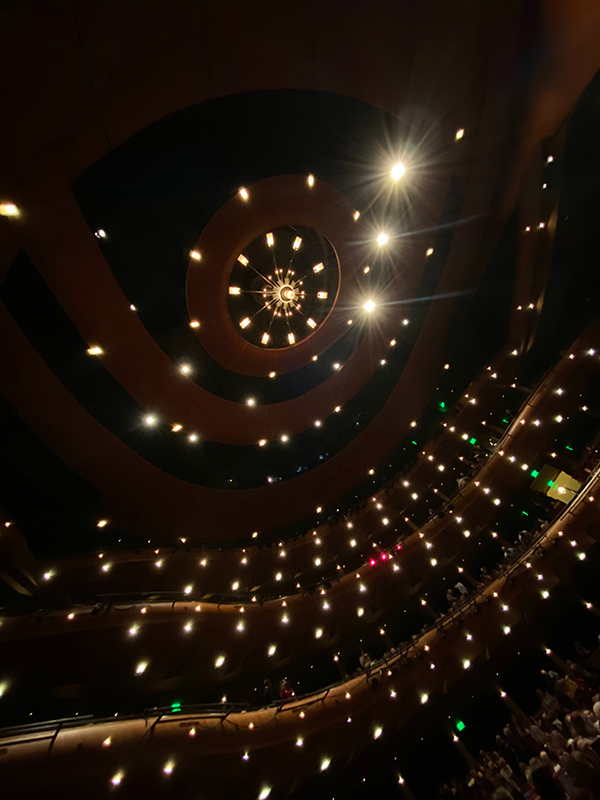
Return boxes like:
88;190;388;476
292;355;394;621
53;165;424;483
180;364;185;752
531;470;539;478
502;418;509;424
469;437;477;445
456;720;466;732
171;702;181;713
439;401;446;410
547;480;555;487
566;444;573;451
412;440;417;446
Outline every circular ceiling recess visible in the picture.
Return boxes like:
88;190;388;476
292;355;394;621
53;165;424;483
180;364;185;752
227;225;339;348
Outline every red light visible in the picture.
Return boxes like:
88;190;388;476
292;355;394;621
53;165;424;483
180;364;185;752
370;559;376;566
396;544;402;551
380;553;387;560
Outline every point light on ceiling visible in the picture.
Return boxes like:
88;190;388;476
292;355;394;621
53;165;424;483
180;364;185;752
237;254;249;266
364;300;376;312
239;187;249;200
172;424;182;432
239;317;251;329
246;398;256;406
190;250;201;261
97;519;108;528
189;320;200;328
288;333;295;345
292;236;302;250
144;415;157;426
313;262;324;273
87;345;103;355
229;286;241;295
307;318;317;328
426;247;434;256
391;162;405;180
455;128;465;140
317;292;328;299
180;364;191;374
266;232;274;247
0;202;19;216
377;233;389;246
261;333;270;345
307;174;315;187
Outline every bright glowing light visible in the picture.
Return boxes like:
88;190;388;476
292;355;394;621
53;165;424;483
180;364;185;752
268;644;277;656
215;655;225;668
288;332;295;345
128;625;139;637
184;585;193;595
317;291;328;299
377;233;389;246
239;317;251;329
426;247;434;256
180;363;191;375
357;607;364;617
87;345;104;356
503;626;511;635
280;434;289;443
144;415;156;426
258;439;267;447
246;397;256;407
421;693;429;704
237;254;249;267
42;570;54;581
229;286;241;295
364;300;376;312
391;162;405;180
239;187;249;200
0;203;19;216
374;726;383;739
321;758;331;772
292;236;302;250
315;628;323;638
313;262;324;273
163;762;175;775
171;424;182;432
135;661;148;675
111;772;124;787
353;210;360;220
306;317;317;329
189;320;200;328
455;128;465;140
258;787;271;800
334;405;341;412
184;621;193;633
190;250;201;261
307;174;315;187
97;519;108;528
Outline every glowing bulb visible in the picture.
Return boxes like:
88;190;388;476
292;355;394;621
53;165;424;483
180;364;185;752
426;247;434;256
391;162;405;180
288;332;295;344
87;345;103;355
320;758;331;772
258;439;267;447
239;187;249;200
364;300;376;312
307;174;315;187
353;210;360;220
189;320;200;328
455;128;465;140
111;772;124;787
229;286;241;295
307;318;317;328
190;250;201;261
171;424;182;432
215;655;225;668
0;203;19;216
280;434;289;443
239;317;251;329
128;625;139;637
246;397;256;406
313;262;324;273
377;233;389;246
268;644;277;656
97;519;108;528
292;236;302;250
135;661;148;675
163;761;175;775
